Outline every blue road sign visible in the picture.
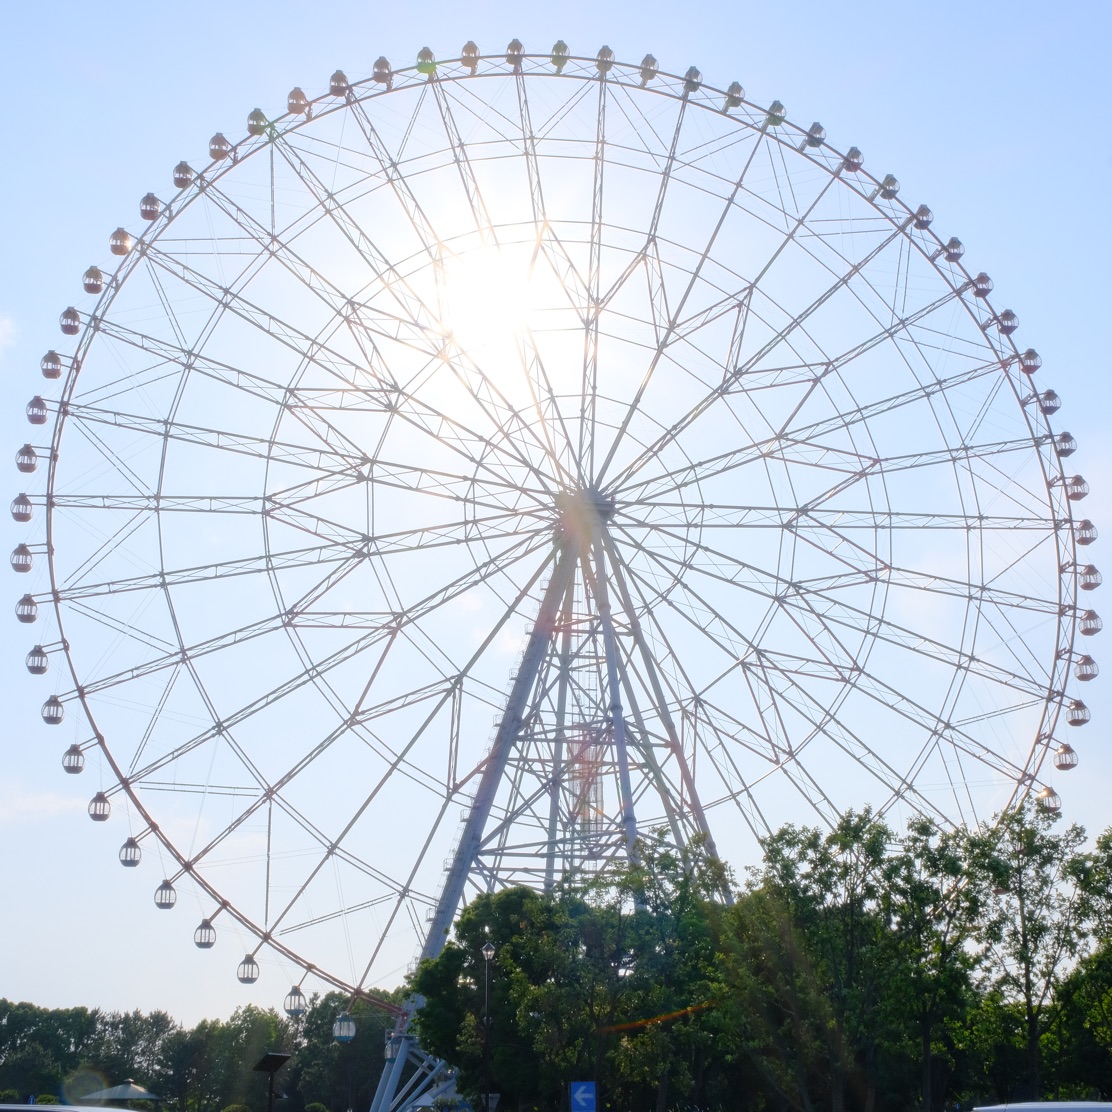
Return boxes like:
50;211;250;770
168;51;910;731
571;1081;596;1112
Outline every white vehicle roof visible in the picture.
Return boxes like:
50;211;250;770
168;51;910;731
975;1104;1112;1111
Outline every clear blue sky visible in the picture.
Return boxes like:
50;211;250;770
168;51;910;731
1;0;1109;1026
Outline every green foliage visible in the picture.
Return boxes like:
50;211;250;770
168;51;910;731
429;1098;464;1112
884;816;993;1112
0;993;393;1112
1;802;1108;1112
980;802;1095;1100
726;810;902;1112
0;1041;61;1098
1050;940;1112;1098
287;990;397;1112
412;836;739;1112
411;805;1110;1112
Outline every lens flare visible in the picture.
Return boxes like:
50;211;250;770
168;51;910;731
596;999;716;1034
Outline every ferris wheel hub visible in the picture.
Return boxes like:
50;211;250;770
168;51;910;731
554;488;616;546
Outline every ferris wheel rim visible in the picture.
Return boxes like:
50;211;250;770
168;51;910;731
22;43;1092;1001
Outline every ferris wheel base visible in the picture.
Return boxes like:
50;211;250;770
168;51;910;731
370;1027;457;1112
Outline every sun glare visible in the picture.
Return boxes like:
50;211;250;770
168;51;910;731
440;245;539;359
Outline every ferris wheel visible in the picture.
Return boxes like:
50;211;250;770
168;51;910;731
13;41;1100;1022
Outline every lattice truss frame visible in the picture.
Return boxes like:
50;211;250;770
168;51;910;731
13;44;1099;1001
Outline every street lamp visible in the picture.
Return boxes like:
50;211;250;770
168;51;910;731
482;941;495;1112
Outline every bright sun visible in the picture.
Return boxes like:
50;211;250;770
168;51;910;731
439;245;539;358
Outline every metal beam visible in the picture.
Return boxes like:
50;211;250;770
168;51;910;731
420;542;577;962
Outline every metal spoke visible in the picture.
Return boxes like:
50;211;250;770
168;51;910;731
121;530;553;787
130;244;558;494
595;112;777;483
619;377;1044;503
579;69;608;477
608;238;969;492
623;518;1056;698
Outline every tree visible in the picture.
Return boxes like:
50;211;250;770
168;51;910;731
411;838;730;1112
84;1008;181;1094
217;1006;292;1112
0;999;100;1097
0;1042;62;1099
413;886;563;1109
883;817;992;1112
716;881;838;1112
1044;936;1112;1098
290;991;397;1112
155;1024;207;1112
598;838;730;1112
746;811;901;1112
980;801;1094;1099
177;1017;234;1112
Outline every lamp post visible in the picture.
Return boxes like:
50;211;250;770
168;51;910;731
252;1051;291;1112
482;941;495;1112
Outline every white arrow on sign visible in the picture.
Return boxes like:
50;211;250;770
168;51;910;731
572;1084;595;1109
